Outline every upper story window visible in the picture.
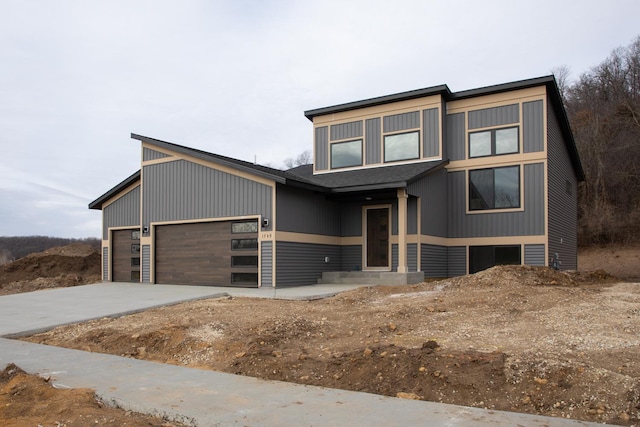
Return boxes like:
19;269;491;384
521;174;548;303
469;165;520;210
469;126;519;158
384;131;420;163
331;139;362;169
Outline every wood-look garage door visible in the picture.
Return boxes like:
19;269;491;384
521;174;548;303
112;229;141;282
155;220;258;287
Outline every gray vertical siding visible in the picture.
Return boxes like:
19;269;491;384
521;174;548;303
407;243;418;272
102;247;109;281
523;100;544;153
421;244;448;278
103;186;140;240
524;244;545;266
341;202;363;237
143;147;170;161
275;242;341;286
261;241;273;287
341;245;362;271
407;169;447;238
141;245;150;283
468;104;519;129
365;118;381;164
446;113;465;161
315;126;329;171
448;246;467;277
547;100;578;270
142;160;272;227
330;121;363;141
383;111;420;132
447;163;545;237
407;196;418;234
422;108;440;158
276;184;341;235
391;244;398;272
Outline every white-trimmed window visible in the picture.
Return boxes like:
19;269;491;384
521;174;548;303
469;166;520;210
331;139;362;169
469;126;518;158
384;131;419;163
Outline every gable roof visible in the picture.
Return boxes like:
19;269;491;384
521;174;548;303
88;170;140;210
304;75;584;181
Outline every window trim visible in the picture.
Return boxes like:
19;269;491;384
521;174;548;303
383;130;421;163
330;139;363;170
467;165;523;213
468;126;519;159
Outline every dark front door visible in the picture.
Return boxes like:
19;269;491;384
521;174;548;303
366;207;389;269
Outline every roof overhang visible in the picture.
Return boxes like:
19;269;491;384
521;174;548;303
131;133;288;184
88;170;141;210
304;85;451;121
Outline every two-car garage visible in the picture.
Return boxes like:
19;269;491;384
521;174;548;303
112;219;259;287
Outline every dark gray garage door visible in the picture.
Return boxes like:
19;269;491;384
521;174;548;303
155;220;258;287
112;229;141;282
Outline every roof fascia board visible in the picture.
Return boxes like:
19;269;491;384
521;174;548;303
304;85;451;121
88;170;141;210
132;134;287;184
330;181;407;193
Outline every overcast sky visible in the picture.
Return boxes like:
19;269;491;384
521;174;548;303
1;0;638;239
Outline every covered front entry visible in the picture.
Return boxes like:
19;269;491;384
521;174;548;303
154;220;259;287
365;206;390;270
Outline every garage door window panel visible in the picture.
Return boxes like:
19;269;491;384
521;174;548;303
231;238;258;250
232;221;258;233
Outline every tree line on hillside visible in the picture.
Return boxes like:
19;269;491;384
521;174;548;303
558;36;640;246
0;236;101;265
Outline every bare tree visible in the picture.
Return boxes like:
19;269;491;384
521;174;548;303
284;150;312;169
564;36;640;244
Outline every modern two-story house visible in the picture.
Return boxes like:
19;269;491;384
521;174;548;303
89;75;583;287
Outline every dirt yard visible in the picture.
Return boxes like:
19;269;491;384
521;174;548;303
0;243;101;296
1;245;639;426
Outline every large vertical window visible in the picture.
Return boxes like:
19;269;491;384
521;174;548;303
469;127;518;158
469;166;520;210
331;139;362;169
384;131;419;163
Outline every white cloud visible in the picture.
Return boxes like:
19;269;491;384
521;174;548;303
1;0;639;237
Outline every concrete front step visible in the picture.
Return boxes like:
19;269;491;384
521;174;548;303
318;271;425;286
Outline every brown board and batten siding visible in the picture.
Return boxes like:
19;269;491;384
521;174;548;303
547;100;578;270
155;221;258;287
112;229;140;282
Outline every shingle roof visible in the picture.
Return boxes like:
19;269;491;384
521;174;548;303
287;161;448;192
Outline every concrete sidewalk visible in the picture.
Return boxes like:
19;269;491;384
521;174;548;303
0;283;611;426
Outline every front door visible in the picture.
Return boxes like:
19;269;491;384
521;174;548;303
366;207;390;269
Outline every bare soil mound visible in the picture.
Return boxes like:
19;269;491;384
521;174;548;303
0;363;184;426
0;243;101;295
24;264;640;425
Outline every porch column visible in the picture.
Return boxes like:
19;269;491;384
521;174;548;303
397;188;408;273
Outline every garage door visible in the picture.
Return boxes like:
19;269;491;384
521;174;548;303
112;229;141;282
155;220;258;287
